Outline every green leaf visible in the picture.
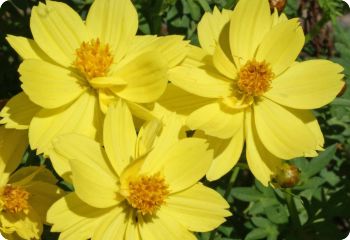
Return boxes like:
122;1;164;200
331;98;350;107
187;0;201;21
231;188;263;202
245;228;268;240
265;205;289;224
196;0;211;12
251;217;271;228
303;145;336;178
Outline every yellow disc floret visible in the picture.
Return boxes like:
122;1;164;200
0;185;30;214
237;60;274;97
74;38;113;80
127;173;169;215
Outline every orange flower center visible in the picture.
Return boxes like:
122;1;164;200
74;38;113;80
1;185;30;214
237;60;274;97
127;173;169;215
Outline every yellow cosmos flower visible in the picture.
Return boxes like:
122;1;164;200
168;0;345;185
48;99;230;239
2;0;188;179
0;126;63;239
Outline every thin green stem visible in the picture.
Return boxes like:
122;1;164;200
284;189;302;237
208;167;240;240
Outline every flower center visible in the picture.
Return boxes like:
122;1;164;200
127;173;169;215
237;60;274;97
0;185;30;214
74;38;113;80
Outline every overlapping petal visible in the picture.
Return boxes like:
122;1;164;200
142;138;212;193
0;92;40;129
29;91;102;156
30;1;90;67
86;0;138;62
53;134;120;208
254;98;318;159
265;60;344;109
164;183;231;232
197;7;232;55
169;65;232;99
104;99;137;175
229;0;271;66
112;51;168;103
48;193;109;240
19;59;86;109
0;127;27;185
187;102;243;139
256;19;304;75
245;109;282;186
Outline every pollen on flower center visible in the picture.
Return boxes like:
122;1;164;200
74;38;113;80
237;60;274;97
0;185;30;214
127;173;169;215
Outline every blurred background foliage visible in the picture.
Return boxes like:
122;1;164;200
0;0;350;239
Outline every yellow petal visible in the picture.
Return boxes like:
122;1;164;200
30;1;90;67
127;101;157;122
98;89;116;114
153;83;214;119
48;193;110;240
29;91;102;156
271;10;288;26
229;0;271;66
245;109;282;186
19;59;86;109
256;19;304;75
138;209;196;240
169;66;232;98
92;205;128;240
197;7;232;55
0;127;27;185
265;60;345;109
6;35;52;61
212;43;237;79
187;102;243;139
0;208;42;239
9;166;56;186
112;51;168;103
288;109;325;154
142;138;213;193
181;45;211;68
45;149;72;183
104;99;137;175
86;0;137;62
0;92;40;130
139;115;183;166
53;134;120;208
128;35;189;68
89;76;127;89
25;181;63;223
165;183;230;232
135;120;162;158
205;125;244;181
254;98;317;159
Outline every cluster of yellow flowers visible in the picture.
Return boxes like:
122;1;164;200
0;0;344;239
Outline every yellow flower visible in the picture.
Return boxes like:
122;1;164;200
0;126;63;239
168;0;345;185
48;99;230;239
2;0;188;179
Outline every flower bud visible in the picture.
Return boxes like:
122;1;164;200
269;0;287;13
272;163;300;188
